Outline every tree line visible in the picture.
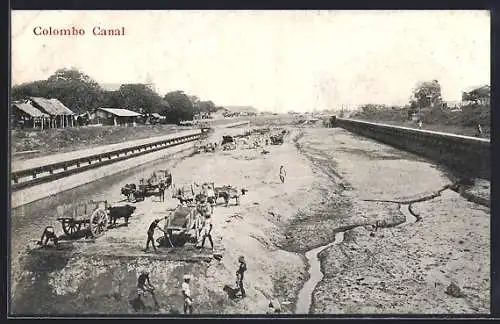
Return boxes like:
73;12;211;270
359;79;489;116
354;79;490;129
11;68;224;124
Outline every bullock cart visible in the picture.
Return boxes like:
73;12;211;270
55;200;110;238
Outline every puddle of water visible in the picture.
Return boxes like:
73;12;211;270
293;201;421;314
295;231;345;314
399;204;418;223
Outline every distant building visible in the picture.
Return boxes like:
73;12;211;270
223;106;258;117
462;85;490;106
93;107;142;126
100;83;155;92
100;83;122;92
145;112;166;124
151;113;166;120
193;112;212;120
179;120;196;126
210;107;228;119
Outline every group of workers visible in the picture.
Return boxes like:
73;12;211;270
35;156;287;313
144;182;216;252
135;255;247;314
135;161;289;313
136;174;260;314
181;255;247;314
145;164;288;253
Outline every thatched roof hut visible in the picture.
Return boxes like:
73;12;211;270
29;97;75;116
11;101;50;129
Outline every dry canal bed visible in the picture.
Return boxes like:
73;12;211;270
10;127;490;315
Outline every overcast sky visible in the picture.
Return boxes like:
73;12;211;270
12;10;490;112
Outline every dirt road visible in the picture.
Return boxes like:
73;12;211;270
10;126;490;315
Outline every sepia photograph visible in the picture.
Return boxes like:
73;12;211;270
9;10;490;316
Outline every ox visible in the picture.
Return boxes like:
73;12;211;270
107;204;137;226
215;186;248;207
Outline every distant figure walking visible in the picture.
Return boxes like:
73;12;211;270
144;219;161;252
236;255;247;298
418;120;423;129
279;165;286;184
182;274;193;314
158;181;166;202
476;123;483;137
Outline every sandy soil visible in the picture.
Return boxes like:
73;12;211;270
10;125;490;315
303;129;490;314
12;127;313;314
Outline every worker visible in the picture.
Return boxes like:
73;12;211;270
181;274;193;314
205;184;216;213
137;270;160;309
144;219;161;252
194;205;205;241
158;181;166;202
418;120;423;129
279;165;287;184
150;172;157;184
198;195;212;217
37;226;59;248
266;300;282;314
267;301;275;314
162;214;174;247
236;255;247;298
199;215;214;250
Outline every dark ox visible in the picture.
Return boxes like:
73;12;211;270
108;204;136;225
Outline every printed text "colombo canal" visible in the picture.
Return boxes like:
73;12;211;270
33;27;126;36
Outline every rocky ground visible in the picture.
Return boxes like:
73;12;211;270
10;125;490;315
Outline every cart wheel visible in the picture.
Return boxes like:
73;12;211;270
62;219;81;237
89;208;109;237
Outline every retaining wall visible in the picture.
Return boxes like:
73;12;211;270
11;130;202;190
11;141;195;208
335;118;490;180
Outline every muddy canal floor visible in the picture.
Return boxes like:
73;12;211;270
10;127;490;315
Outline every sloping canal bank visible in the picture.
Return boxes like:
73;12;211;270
10;126;490;315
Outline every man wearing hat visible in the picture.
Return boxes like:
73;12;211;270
236;255;247;298
181;274;193;314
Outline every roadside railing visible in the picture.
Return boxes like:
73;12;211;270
11;130;203;191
